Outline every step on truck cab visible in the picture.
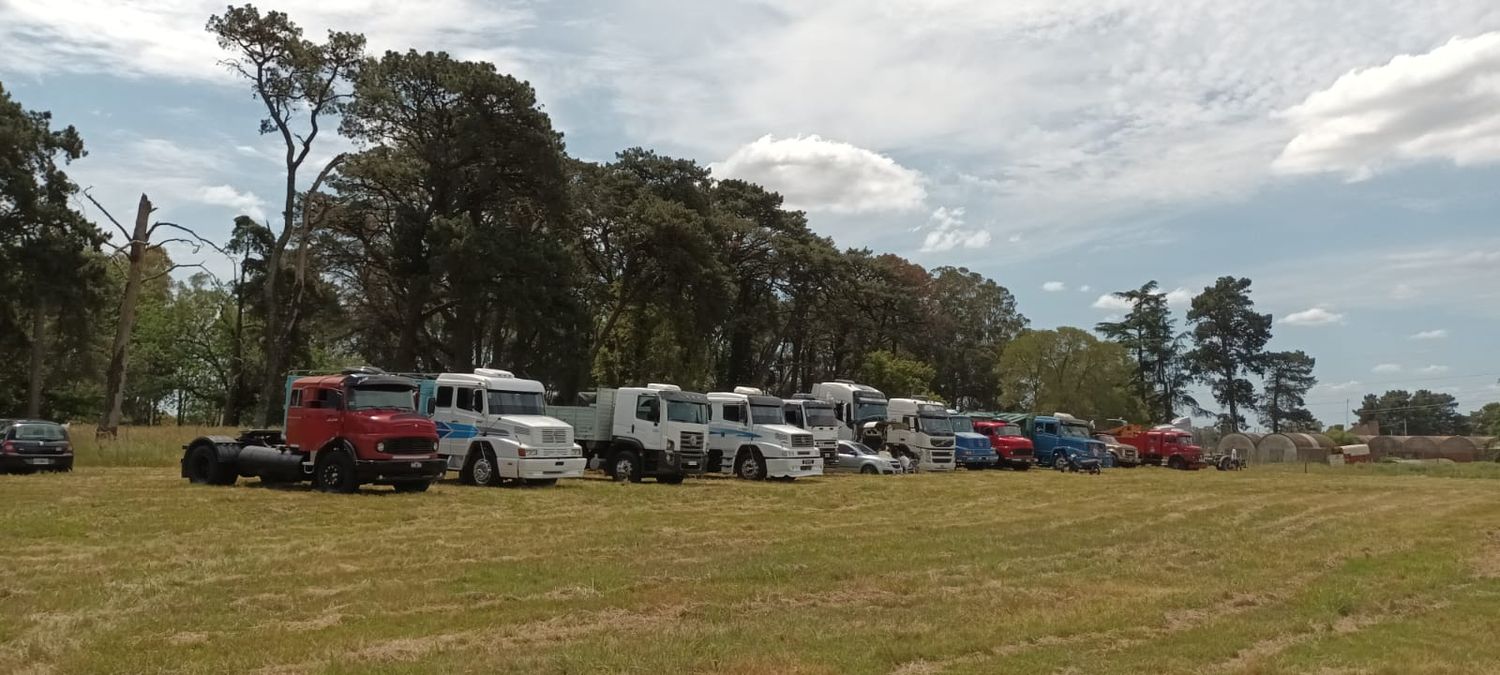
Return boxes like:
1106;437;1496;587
971;418;1034;470
180;368;446;493
946;409;999;470
417;369;586;487
997;412;1111;470
810;380;888;445
781;395;840;468
547;384;710;484
707;387;823;480
880;398;958;472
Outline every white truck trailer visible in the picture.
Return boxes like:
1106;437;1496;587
547;383;710;484
706;387;823;480
416;369;586;486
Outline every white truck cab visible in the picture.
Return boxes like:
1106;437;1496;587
707;387;823;480
418;369;585;486
882;398;957;471
810;380;889;443
781;395;840;468
547;383;710;484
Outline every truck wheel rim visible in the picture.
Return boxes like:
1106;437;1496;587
615;456;633;478
322;463;342;487
474;458;493;484
1054;455;1067;469
742;458;760;479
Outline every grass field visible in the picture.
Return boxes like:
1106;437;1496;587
3;464;1499;674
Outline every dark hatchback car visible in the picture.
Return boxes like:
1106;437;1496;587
0;419;74;473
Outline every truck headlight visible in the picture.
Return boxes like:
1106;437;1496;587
376;441;386;453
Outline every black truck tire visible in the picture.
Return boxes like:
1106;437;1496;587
735;449;766;481
470;446;503;487
610;449;642;483
187;443;237;486
316;449;358;494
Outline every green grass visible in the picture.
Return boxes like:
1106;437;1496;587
3;464;1499;674
68;424;242;467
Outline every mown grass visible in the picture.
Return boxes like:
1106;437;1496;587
2;464;1499;674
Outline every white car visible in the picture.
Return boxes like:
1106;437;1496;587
832;440;903;475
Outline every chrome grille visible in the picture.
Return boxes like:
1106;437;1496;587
932;438;954;448
680;431;704;452
540;428;568;445
791;433;814;448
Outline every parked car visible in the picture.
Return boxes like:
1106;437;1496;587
0;419;74;473
832;440;903;475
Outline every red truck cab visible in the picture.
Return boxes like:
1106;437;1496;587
1120;426;1203;470
972;420;1034;470
182;369;445;492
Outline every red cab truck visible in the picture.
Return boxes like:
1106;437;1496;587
972;419;1034;470
1103;423;1204;470
181;368;446;492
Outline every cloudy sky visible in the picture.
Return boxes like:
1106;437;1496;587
4;0;1499;426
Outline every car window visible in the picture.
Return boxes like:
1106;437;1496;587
14;423;66;441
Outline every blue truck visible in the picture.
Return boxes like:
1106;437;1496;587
948;412;999;469
993;412;1111;469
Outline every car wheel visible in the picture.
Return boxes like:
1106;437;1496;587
316;450;358;494
860;464;879;475
611;450;642;483
471;447;502;487
393;480;430;493
735;450;766;481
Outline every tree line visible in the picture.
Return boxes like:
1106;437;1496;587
3;5;1489;437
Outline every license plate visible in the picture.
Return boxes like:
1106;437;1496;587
410;462;421;468
26;458;53;465
685;461;698;468
802;460;815;467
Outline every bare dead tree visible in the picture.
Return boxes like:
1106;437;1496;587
84;191;224;438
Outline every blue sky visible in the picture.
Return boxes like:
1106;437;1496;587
3;0;1498;427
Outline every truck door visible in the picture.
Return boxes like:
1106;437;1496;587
291;386;342;454
431;384;467;458
453;386;485;442
630;393;662;448
1033;420;1060;462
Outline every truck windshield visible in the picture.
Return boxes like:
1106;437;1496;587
918;415;955;436
13;423;66;441
750;404;783;425
804;405;836;426
349;385;416;411
950;416;974;434
992;425;1022;437
854;401;887;422
1060;423;1091;438
667;401;708;424
488;390;544;415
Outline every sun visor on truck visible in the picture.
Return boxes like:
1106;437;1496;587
747;395;783;407
658;390;710;404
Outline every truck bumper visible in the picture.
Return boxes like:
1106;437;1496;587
515;457;586;480
0;453;73;472
764;456;823;478
958;456;997;469
355;458;447;485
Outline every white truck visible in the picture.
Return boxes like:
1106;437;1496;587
810;380;889;443
878;398;958;472
547;383;710;484
416;369;586;486
706;387;823;480
781;394;840;468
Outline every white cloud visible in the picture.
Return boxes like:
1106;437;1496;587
1281;307;1346;326
1314;380;1363;394
1274;32;1500;180
1042;281;1067;292
1091;293;1134;311
1078;285;1091;293
1164;287;1193;308
1391;283;1420;301
1420;365;1451;374
1372;363;1402;374
196;185;266;222
714;134;926;214
918;206;991;253
1410;329;1449;340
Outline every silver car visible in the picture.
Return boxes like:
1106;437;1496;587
832;440;903;475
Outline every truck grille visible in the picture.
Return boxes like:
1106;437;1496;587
540;428;569;445
680;431;704;452
932;438;954;448
932;451;954;462
386;437;435;453
816;440;836;451
791;433;814;448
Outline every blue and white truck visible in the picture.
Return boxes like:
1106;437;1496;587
416;369;586;486
706;387;823;480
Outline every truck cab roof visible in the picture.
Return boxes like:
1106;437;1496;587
618;386;710;403
436;371;545;394
292;372;417;389
708;391;783;407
